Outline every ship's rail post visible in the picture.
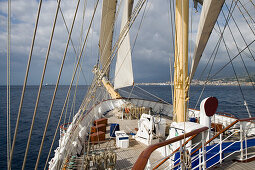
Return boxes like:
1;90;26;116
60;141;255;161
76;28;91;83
240;122;244;161
245;124;248;160
179;140;183;169
199;149;202;170
202;131;206;169
219;133;223;164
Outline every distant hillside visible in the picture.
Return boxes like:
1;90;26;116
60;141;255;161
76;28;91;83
212;74;255;82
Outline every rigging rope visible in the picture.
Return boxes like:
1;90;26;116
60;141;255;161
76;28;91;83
8;0;43;169
23;0;63;168
135;85;170;104
57;1;148;168
222;5;255;91
43;2;99;169
250;0;255;8
225;3;255;62
100;0;146;74
35;0;81;169
63;3;89;126
215;21;250;117
236;2;255;36
167;0;175;105
59;6;87;83
6;0;11;169
194;0;237;109
208;40;255;81
114;0;150;91
238;0;255;24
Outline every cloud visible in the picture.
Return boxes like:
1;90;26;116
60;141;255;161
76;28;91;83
0;0;254;85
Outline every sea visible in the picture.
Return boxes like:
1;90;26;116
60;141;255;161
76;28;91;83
0;85;255;169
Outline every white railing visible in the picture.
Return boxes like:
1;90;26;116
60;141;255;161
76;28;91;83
150;118;255;170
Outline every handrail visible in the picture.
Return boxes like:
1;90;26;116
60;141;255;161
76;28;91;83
152;134;198;170
191;117;255;156
132;127;208;170
189;108;237;119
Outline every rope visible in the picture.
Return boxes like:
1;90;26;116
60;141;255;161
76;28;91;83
100;0;146;78
22;0;62;169
6;0;11;169
221;6;255;91
128;84;135;99
78;0;87;52
250;0;255;8
208;39;255;81
58;1;148;167
59;6;87;83
167;0;175;104
215;22;248;117
236;2;255;36
43;2;99;169
135;85;170;104
66;50;83;125
181;0;187;161
64;9;88;126
35;0;81;169
194;0;237;108
8;0;43;169
224;3;255;62
118;88;139;98
114;0;149;82
49;1;148;168
238;0;255;24
63;88;71;127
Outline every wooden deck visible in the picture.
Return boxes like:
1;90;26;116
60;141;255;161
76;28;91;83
214;147;255;170
65;109;170;169
64;109;255;169
106;110;170;169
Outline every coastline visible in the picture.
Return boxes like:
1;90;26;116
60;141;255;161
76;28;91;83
136;81;255;86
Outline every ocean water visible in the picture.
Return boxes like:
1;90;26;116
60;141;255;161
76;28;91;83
0;85;254;169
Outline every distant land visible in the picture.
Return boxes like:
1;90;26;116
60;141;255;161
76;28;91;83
136;75;255;86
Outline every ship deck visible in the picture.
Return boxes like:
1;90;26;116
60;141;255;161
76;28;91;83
105;111;171;169
65;109;171;170
64;109;255;170
214;147;255;170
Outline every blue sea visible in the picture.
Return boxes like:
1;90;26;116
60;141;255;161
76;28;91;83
0;85;255;169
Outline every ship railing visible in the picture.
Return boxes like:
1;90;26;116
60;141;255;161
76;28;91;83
150;137;204;170
132;127;209;170
135;117;255;170
190;117;255;170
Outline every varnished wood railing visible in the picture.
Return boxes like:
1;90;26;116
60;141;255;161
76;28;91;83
132;127;209;170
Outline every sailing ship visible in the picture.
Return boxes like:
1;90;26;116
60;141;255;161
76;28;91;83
4;0;255;169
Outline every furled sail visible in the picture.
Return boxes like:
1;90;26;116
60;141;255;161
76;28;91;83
99;0;117;77
114;0;134;90
190;0;225;80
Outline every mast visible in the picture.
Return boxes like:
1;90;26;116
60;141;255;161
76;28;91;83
173;0;189;122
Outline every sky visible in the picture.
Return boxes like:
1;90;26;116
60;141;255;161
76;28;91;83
0;0;254;85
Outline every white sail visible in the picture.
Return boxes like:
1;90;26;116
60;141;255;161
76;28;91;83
190;0;225;80
114;0;134;90
99;0;117;77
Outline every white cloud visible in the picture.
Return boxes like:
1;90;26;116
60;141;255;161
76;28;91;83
0;0;254;85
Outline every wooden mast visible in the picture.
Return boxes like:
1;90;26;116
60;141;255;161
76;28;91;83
173;0;189;122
